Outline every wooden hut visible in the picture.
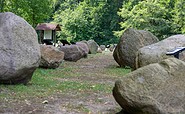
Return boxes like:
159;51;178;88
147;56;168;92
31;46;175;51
35;23;61;46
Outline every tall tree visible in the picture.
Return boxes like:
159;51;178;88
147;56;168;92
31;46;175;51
0;0;54;27
53;0;123;44
25;0;53;27
172;0;185;33
53;1;104;42
117;0;173;40
96;0;123;44
0;0;6;12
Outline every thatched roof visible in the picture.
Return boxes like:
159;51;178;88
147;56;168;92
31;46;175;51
35;23;61;31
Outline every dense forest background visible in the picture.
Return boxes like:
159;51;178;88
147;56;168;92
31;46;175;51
0;0;184;45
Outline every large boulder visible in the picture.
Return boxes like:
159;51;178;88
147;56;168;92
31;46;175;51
59;45;85;62
87;40;98;54
0;12;41;84
136;34;185;69
113;58;185;114
76;41;89;57
113;28;159;69
39;45;64;69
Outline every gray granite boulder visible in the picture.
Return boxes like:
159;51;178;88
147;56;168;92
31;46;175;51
109;44;116;52
113;28;159;70
136;34;185;69
113;58;185;114
100;45;106;51
87;40;98;54
39;45;64;69
0;12;41;84
59;45;85;62
76;41;89;57
97;47;102;53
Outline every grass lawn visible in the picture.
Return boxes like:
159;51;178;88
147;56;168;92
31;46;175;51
0;52;131;113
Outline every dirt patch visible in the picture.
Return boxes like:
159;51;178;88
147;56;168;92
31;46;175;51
0;52;124;114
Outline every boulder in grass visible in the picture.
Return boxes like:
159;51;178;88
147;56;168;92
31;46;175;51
100;45;106;51
109;44;116;52
97;47;102;53
0;12;41;84
76;42;89;57
136;34;185;69
113;28;159;70
113;58;185;114
59;45;85;62
39;45;64;69
87;40;98;54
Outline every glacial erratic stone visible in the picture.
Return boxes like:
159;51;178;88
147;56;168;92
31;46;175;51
136;34;185;69
87;40;98;54
113;28;159;70
59;45;86;62
0;12;41;84
113;58;185;114
39;45;64;69
76;41;89;57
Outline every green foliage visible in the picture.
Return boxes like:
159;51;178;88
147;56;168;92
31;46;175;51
1;0;184;43
53;0;123;45
116;0;185;40
0;0;6;12
54;1;93;41
96;0;123;44
53;1;102;42
117;0;174;40
1;0;54;27
172;0;185;33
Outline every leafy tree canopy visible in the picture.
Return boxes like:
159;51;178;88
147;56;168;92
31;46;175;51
0;0;54;27
172;0;185;33
116;0;184;40
53;0;123;45
1;0;184;44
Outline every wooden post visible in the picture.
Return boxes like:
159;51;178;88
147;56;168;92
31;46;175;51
39;30;42;44
52;30;56;46
41;30;44;44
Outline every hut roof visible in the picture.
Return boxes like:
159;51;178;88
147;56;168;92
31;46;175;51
35;23;61;31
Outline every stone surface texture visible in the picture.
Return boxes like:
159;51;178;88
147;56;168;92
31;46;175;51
113;58;185;114
0;12;41;84
136;34;185;69
40;45;64;69
113;28;158;69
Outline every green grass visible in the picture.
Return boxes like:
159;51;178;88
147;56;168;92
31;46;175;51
0;69;130;97
0;54;131;104
0;69;115;99
106;66;131;76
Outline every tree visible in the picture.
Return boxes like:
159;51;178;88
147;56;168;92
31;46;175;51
25;0;53;27
53;1;103;42
0;0;6;12
0;0;54;27
172;0;185;33
117;0;174;40
53;0;124;45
